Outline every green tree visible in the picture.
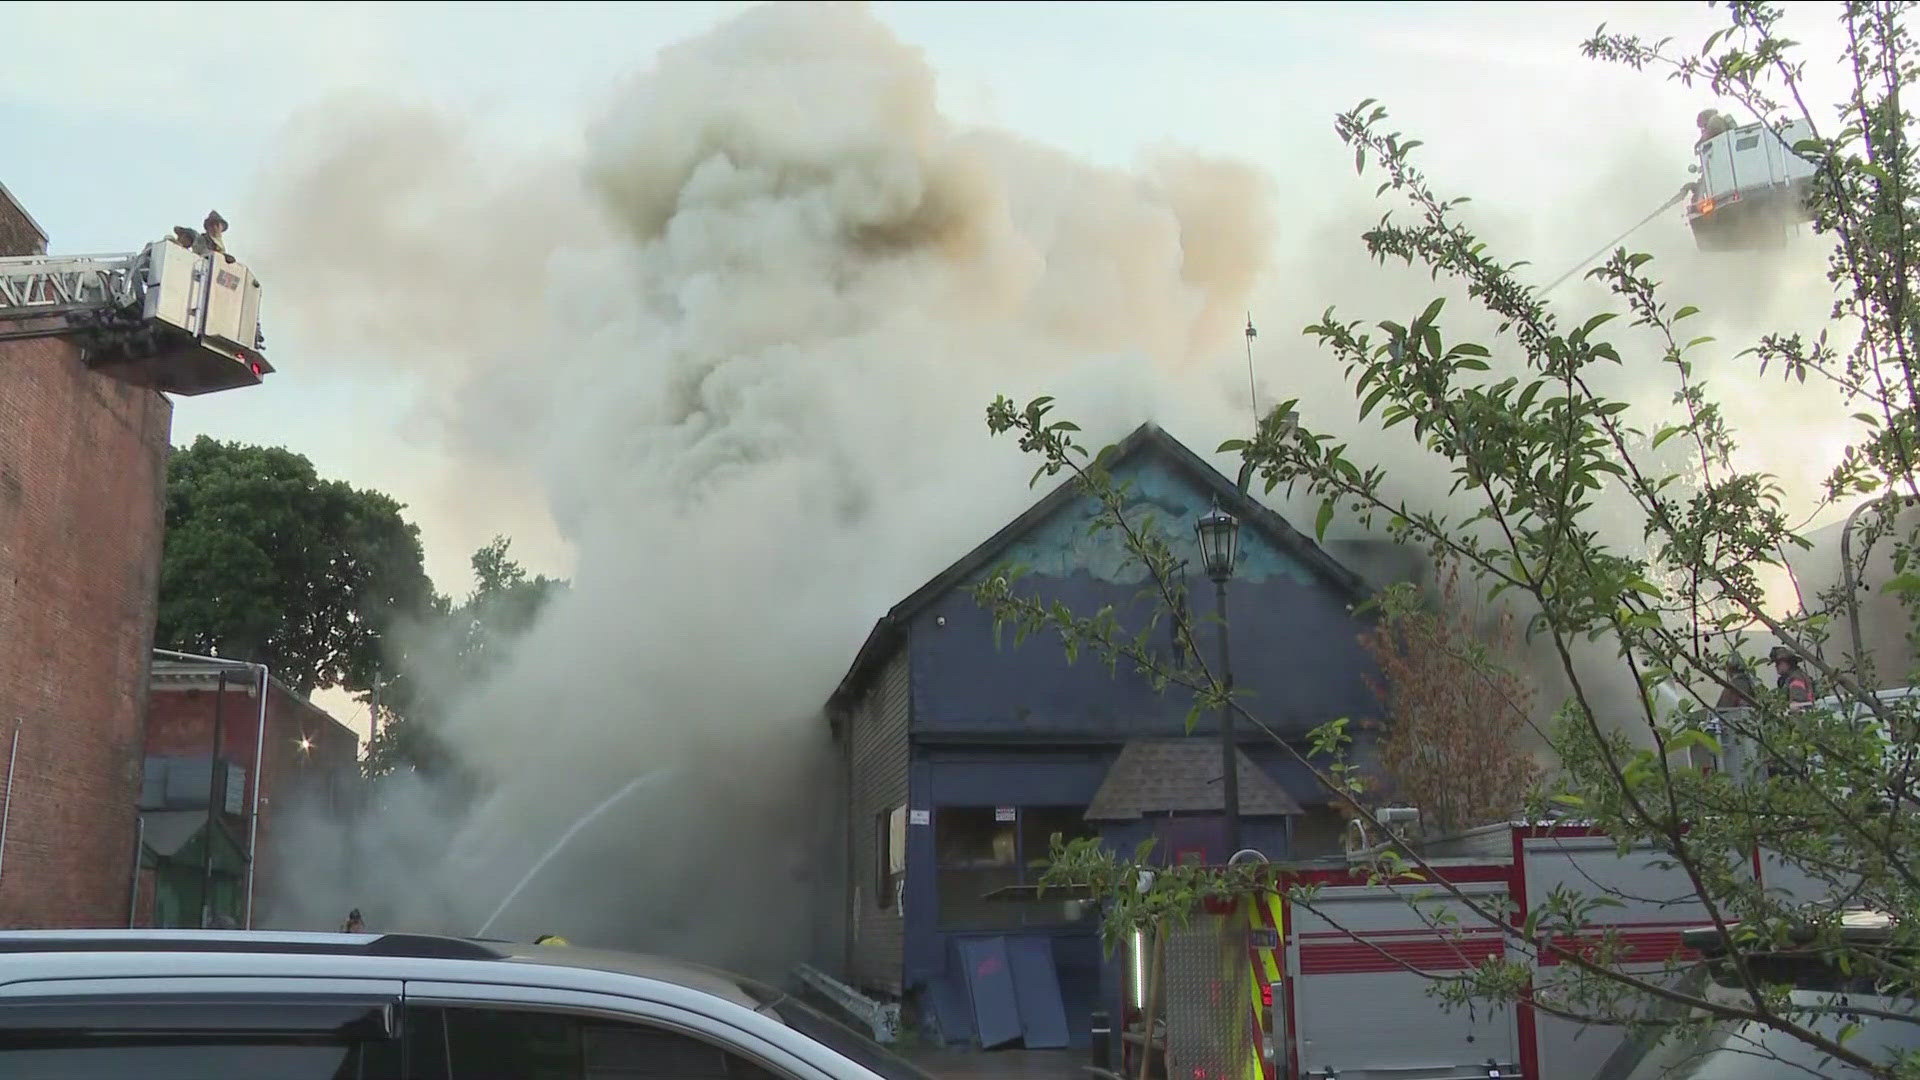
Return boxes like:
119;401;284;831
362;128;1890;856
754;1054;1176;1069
363;536;568;778
979;4;1920;1076
157;436;435;697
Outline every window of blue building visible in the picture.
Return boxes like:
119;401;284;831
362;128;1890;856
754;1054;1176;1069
934;806;1096;930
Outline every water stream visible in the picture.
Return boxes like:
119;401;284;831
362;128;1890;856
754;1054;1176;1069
473;770;675;938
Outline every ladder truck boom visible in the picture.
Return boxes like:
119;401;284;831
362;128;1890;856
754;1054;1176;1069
0;234;272;396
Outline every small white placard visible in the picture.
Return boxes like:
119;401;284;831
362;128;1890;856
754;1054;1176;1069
909;809;931;826
995;807;1016;822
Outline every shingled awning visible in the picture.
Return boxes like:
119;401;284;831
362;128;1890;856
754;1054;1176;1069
1085;739;1305;822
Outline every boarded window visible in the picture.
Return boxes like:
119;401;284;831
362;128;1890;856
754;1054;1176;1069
875;805;905;910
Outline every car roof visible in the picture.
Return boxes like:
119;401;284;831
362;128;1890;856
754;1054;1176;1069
0;930;766;1010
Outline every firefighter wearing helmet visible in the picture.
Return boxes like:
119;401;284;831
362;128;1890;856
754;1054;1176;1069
1697;108;1736;144
1770;645;1816;707
1716;657;1759;708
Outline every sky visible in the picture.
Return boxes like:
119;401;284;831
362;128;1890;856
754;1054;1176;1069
4;1;1859;735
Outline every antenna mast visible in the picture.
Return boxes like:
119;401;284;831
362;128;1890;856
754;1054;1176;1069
1244;313;1259;423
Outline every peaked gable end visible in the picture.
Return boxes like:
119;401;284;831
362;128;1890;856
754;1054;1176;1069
827;422;1369;717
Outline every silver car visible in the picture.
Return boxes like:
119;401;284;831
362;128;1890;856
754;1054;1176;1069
0;930;940;1080
1593;912;1920;1080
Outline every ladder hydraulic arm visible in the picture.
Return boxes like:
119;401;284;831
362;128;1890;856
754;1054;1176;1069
0;237;272;396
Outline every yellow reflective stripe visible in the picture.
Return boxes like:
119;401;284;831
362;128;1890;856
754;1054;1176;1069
1245;957;1266;1080
1256;892;1283;983
1245;895;1277;1080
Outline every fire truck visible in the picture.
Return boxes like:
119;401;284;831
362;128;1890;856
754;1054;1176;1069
1120;818;1837;1080
0;219;271;396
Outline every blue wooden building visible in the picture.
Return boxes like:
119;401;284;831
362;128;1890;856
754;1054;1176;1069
824;423;1381;1051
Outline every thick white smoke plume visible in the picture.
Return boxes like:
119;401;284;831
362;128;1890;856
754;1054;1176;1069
256;2;1275;970
256;1;1849;958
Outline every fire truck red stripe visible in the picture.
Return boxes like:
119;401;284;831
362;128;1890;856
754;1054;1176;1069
1298;936;1505;975
1536;929;1698;967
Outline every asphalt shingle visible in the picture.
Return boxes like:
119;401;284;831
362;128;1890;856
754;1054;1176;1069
1085;739;1304;821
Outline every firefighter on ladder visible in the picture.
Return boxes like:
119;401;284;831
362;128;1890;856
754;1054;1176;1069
1697;108;1736;144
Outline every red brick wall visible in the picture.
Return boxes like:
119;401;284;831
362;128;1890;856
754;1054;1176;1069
0;186;45;256
145;680;360;921
0;198;173;927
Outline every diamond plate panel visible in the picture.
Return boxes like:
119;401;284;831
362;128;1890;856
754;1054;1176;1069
1161;912;1256;1080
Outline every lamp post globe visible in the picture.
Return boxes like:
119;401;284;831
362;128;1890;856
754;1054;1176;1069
1195;501;1240;583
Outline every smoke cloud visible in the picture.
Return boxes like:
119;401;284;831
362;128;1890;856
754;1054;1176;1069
254;1;1278;971
254;1;1849;955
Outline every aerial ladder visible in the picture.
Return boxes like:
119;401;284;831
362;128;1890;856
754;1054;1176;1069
0;218;272;396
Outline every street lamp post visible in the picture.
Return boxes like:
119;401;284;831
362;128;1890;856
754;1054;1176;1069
1195;500;1243;857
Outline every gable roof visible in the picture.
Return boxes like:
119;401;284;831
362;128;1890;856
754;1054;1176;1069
825;422;1370;720
1085;739;1304;820
150;656;359;748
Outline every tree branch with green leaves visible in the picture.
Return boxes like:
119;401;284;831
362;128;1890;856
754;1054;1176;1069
975;5;1920;1076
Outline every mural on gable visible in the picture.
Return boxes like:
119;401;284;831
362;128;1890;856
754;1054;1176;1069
978;455;1321;589
909;443;1379;741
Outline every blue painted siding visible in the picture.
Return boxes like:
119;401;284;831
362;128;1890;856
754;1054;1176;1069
843;433;1384;1041
908;456;1378;743
923;749;1114;806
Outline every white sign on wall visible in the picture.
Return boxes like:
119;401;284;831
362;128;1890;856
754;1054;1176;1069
995;807;1016;822
909;809;930;826
222;763;246;815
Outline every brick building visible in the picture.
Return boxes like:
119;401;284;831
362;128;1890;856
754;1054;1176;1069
0;182;174;928
139;657;361;928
